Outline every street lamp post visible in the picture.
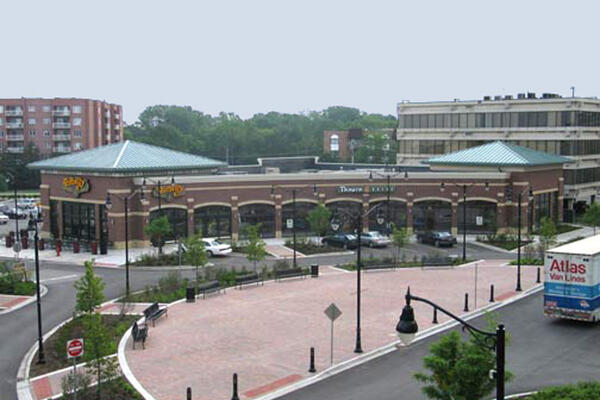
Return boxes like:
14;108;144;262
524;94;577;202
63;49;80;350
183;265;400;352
516;187;534;292
369;169;407;235
27;215;45;364
105;188;144;296
5;172;20;256
396;288;506;400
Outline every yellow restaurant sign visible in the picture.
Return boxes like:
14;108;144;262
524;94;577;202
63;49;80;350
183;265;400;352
62;177;90;197
152;184;185;201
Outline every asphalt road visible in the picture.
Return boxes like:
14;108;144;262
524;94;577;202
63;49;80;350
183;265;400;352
279;291;600;400
0;259;195;400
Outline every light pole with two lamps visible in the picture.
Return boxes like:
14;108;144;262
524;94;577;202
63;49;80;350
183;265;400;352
368;168;408;235
330;202;385;354
516;187;534;292
142;176;175;254
396;287;506;400
105;188;145;296
270;184;318;269
27;210;45;364
440;181;489;262
5;171;21;257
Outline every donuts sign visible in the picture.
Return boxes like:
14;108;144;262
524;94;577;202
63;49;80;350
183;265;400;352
62;177;90;197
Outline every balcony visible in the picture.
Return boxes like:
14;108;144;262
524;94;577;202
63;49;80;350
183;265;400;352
6;134;24;141
52;109;71;116
6;147;24;153
6;122;24;129
5;109;23;116
52;134;71;141
53;146;71;153
52;122;71;129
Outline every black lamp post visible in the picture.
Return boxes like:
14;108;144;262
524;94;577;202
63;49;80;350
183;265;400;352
516;187;534;292
396;288;506;400
440;181;489;262
27;215;45;364
5;172;20;256
105;188;144;296
369;169;405;235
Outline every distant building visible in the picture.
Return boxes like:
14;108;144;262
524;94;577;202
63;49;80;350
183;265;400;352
396;92;600;218
323;128;395;163
0;98;123;155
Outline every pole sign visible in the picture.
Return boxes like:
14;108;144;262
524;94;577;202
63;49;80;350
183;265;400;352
67;338;84;358
286;218;294;229
324;303;342;366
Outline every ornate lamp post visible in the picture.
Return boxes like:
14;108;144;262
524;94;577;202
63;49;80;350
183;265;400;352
27;214;45;364
516;187;534;292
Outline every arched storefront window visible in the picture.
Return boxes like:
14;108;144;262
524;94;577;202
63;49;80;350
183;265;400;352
194;206;231;238
282;202;317;236
150;208;188;241
368;200;407;232
457;200;497;233
326;201;362;233
239;203;275;238
413;200;452;232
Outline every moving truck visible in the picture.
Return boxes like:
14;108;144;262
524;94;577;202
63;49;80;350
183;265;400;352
544;235;600;321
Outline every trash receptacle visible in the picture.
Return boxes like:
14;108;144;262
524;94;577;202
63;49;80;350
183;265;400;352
73;240;80;253
39;238;45;251
186;287;196;303
21;236;28;250
91;241;98;255
311;264;319;278
5;235;13;248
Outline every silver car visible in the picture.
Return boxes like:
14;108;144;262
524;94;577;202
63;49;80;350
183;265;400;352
359;231;392;248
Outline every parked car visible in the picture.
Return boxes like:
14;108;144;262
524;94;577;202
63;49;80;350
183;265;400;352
416;231;457;247
5;208;27;219
202;238;232;257
0;213;8;224
359;231;392;248
321;233;358;249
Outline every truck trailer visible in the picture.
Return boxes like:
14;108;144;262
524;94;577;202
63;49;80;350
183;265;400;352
544;235;600;322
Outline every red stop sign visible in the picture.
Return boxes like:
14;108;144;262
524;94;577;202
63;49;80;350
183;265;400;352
67;338;84;358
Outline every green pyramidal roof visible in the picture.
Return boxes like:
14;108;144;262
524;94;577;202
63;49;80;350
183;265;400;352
28;141;226;173
426;141;572;167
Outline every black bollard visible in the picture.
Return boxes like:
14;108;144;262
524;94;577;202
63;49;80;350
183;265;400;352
231;373;240;400
309;347;316;373
187;387;192;400
489;284;495;302
537;267;541;283
432;307;438;324
464;293;469;312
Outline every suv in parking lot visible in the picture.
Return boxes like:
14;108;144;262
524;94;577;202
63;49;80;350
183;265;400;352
416;231;456;247
321;233;358;249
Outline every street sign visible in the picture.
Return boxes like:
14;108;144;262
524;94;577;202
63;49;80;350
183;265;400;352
67;338;84;358
286;218;294;229
324;303;342;321
476;216;483;226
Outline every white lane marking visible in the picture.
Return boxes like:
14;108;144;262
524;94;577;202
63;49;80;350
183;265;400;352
39;274;79;283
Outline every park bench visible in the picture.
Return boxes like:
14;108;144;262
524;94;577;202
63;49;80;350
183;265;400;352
274;267;307;281
131;321;148;350
197;280;224;299
421;257;453;268
143;302;168;326
362;263;396;272
235;272;264;289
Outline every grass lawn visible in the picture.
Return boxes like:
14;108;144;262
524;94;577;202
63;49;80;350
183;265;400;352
283;241;348;255
509;258;544;266
477;240;531;251
30;314;139;377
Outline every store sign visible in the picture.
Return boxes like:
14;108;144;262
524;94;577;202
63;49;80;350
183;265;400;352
370;185;395;194
152;184;185;201
62;177;90;197
336;185;396;194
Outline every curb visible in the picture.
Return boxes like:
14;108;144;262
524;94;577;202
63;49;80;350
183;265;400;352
0;284;47;315
255;284;544;400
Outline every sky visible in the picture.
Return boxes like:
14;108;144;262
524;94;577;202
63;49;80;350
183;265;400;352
1;0;598;124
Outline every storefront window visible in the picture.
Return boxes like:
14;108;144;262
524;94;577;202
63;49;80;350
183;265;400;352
50;200;59;238
326;201;362;233
239;203;275;238
282;202;316;237
457;201;497;233
62;201;95;242
413;200;452;232
150;208;188;241
194;206;231;238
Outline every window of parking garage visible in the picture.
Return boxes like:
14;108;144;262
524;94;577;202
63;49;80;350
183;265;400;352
150;208;188;241
412;200;452;232
282;202;316;236
457;201;497;233
239;204;275;238
62;201;95;242
50;200;59;238
194;206;231;238
326;201;362;233
368;200;406;232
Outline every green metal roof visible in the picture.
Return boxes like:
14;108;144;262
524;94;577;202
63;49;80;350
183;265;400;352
426;141;572;167
27;140;226;173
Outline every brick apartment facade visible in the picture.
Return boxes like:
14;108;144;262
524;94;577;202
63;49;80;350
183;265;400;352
0;98;123;155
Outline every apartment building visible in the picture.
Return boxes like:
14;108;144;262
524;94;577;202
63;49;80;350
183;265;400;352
396;92;600;218
0;98;123;156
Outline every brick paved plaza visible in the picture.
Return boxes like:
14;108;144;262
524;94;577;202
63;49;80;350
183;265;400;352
124;261;539;400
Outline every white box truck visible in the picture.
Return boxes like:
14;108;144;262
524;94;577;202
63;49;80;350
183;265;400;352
544;235;600;322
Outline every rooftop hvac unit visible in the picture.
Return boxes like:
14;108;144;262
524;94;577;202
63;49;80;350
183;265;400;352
517;93;526;99
483;96;491;101
504;95;513;100
542;93;552;99
494;95;502;100
527;92;536;99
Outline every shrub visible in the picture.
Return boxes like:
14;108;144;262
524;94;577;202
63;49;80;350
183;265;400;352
529;381;600;400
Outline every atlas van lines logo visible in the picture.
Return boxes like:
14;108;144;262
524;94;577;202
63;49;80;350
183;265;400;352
62;177;90;197
548;258;587;283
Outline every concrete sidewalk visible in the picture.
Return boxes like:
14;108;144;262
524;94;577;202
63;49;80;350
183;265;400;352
123;260;540;400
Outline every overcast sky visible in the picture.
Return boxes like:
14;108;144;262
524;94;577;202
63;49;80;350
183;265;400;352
1;0;597;123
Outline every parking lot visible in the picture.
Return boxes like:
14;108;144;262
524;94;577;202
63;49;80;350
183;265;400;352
0;199;39;238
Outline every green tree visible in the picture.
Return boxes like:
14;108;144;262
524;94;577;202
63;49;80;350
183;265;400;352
185;234;208;293
82;313;119;400
307;204;332;240
245;224;266;272
583;202;600;234
391;223;408;265
144;215;171;254
74;260;105;315
354;132;391;163
414;322;512;400
539;216;557;252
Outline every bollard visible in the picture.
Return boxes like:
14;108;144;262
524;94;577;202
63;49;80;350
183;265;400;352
231;373;240;400
536;267;541;284
464;293;469;312
311;264;319;278
489;284;495;302
432;307;438;324
309;347;316;373
187;387;192;400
